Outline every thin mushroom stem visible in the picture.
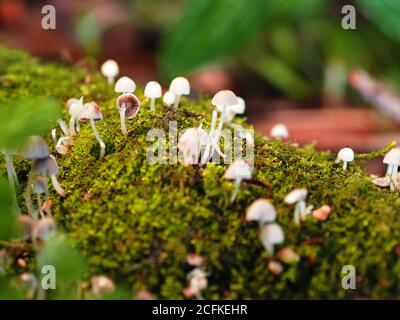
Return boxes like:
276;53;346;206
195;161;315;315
44;178;51;216
201;110;218;164
294;203;301;225
25;173;35;218
58;120;69;136
37;193;45;218
342;161;348;171
90;119;105;158
211;110;226;158
69;113;78;136
51;129;57;145
120;103;127;135
174;95;181;109
50;175;65;197
5;155;20;214
386;164;393;177
391;164;398;191
265;242;274;256
150;98;156;111
4;154;19;187
230;179;241;203
107;76;114;84
76;118;80;132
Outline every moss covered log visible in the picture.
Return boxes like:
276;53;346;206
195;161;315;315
1;46;400;299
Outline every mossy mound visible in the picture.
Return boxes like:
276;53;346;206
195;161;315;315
1;46;400;299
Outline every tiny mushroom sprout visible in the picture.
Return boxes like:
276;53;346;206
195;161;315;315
115;76;139;135
270;123;289;140
79;102;106;158
223;160;252;202
185;268;208;300
169;76;190;109
55;136;72;156
33;155;65;198
336;147;355;171
246;199;277;225
91;275;115;297
163;91;176;107
260;223;285;256
101;59;119;84
68;96;84;136
383;147;400;191
144;81;162;111
33;177;48;218
177;125;209;166
284;188;313;225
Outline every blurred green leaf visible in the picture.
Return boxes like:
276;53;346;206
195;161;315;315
0;178;16;241
0;98;60;150
358;0;400;41
160;0;270;79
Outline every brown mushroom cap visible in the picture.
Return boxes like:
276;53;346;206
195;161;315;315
32;155;59;176
116;93;140;119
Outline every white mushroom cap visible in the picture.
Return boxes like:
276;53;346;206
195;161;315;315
144;81;162;99
163;91;176;106
169;77;190;96
101;60;119;79
270;124;289;139
187;268;208;295
223;160;252;180
178;127;209;166
284;188;308;204
246;199;277;223
260;223;285;248
212;90;238;110
115;76;136;94
383;147;400;165
69;96;84;116
230;97;246;114
337;147;355;162
80;102;103;121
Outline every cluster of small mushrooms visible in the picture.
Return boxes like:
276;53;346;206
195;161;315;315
2;58;399;298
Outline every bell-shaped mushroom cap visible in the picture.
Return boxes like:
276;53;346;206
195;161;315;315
372;176;390;187
116;93;140;119
169;77;190;95
178;127;209;165
101;59;119;78
270;123;289;139
33;217;56;242
223;160;252;180
163;91;176;105
69;96;84;116
79;102;103;121
246;199;277;223
284;188;307;204
337;147;355;162
20;136;49;160
33;155;59;176
230;97;246;114
115;76;136;93
383;147;400;165
65;97;79;110
212;90;238;110
144;81;162;99
33;177;48;193
260;223;285;247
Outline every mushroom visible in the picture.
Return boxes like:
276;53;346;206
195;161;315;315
101;59;119;84
185;268;208;300
336;147;354;171
163;91;176;107
33;177;48;218
383;147;400;190
55;136;72;156
68;97;84;137
177;125;209;166
116;93;140;135
33;155;65;199
284;188;312;224
17;215;35;240
115;76;136;94
32;216;56;249
260;223;285;255
225;96;246;122
144;81;162;111
91;275;115;297
79;102;106;158
1;147;20;213
169;77;190;109
223;160;252;202
270;124;289;140
312;205;332;222
276;247;300;264
20;273;38;299
246;199;277;224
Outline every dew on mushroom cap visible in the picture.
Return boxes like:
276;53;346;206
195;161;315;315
33;155;65;197
337;147;355;171
163;91;176;107
116;93;140;135
79;102;106;158
178;126;209;166
115;76;136;94
260;223;285;255
101;59;119;84
270;123;289;140
383;147;400;191
169;76;190;109
144;81;162;111
223;160;252;202
246;199;277;224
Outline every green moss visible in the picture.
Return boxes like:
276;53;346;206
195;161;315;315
1;46;400;299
